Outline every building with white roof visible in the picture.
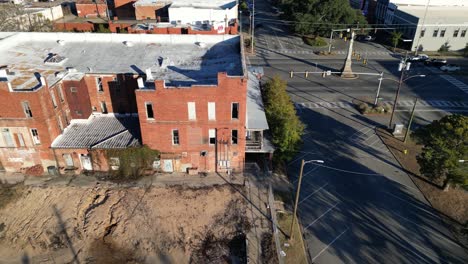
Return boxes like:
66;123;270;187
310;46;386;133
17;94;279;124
0;32;271;174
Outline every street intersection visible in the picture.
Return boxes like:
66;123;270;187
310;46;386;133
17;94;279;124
247;0;468;263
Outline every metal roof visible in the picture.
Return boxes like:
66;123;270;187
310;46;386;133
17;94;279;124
246;71;269;130
51;114;141;149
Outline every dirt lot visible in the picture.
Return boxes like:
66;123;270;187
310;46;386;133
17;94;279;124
377;128;468;247
0;183;249;264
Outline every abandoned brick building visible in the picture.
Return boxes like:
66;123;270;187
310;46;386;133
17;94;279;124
0;32;272;174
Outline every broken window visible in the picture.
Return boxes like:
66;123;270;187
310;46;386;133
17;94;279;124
146;102;154;119
2;128;14;147
440;29;446;37
209;129;216;145
188;102;196;120
22;101;33;118
461;30;467;37
97;77;103;92
172;129;180;145
433;29;439;37
232;130;238;144
30;129;40;144
101;101;108;114
232;102;239;119
454;29;459;37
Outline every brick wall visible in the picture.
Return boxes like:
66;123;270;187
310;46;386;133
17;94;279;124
114;0;136;19
0;82;62;172
135;73;247;173
53;22;95;32
76;3;108;18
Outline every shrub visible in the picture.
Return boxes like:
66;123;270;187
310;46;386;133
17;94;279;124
303;36;327;46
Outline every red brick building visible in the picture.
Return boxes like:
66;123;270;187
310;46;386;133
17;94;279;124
0;32;270;175
76;0;109;18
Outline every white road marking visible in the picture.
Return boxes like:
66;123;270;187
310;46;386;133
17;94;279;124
311;226;350;262
305;202;340;230
299;183;329;204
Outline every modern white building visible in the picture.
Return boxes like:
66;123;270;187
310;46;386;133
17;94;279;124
375;0;468;25
168;0;237;26
392;5;468;51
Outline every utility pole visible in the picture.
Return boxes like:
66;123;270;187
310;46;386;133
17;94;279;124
404;98;418;143
388;64;406;129
290;160;305;240
415;0;430;55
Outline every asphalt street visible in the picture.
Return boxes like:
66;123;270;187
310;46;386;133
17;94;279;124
248;0;468;263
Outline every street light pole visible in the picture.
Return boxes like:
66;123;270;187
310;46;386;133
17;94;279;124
404;98;418;143
328;30;334;53
374;72;384;106
388;68;405;129
290;159;324;240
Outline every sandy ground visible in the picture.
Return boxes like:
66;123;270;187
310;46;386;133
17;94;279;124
0;184;248;263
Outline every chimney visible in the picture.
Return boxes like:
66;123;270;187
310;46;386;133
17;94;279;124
137;77;145;89
145;68;153;80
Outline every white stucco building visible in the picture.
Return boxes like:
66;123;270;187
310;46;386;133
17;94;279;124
168;0;237;26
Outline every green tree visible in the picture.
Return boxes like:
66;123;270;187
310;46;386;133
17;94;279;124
438;41;451;52
281;0;367;36
463;43;468;57
390;31;403;51
264;76;305;161
413;114;468;190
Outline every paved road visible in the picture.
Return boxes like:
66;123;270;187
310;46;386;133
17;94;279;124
248;0;468;263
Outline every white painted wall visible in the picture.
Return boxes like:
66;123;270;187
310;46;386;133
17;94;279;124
169;4;238;25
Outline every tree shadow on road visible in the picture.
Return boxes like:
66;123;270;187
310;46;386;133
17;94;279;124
287;106;468;263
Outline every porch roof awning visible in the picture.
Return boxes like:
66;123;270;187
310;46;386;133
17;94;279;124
246;72;269;130
51;114;141;149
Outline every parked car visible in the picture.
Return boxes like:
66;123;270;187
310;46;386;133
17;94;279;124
440;64;461;72
364;35;375;41
409;54;429;62
424;58;447;67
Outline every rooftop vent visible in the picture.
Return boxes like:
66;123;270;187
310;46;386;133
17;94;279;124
44;53;67;64
123;41;134;47
57;40;65;46
55;71;66;78
67;67;77;73
196;42;207;48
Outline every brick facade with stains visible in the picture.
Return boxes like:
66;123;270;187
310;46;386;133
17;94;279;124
136;73;247;173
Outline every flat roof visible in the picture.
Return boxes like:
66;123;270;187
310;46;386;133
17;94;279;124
0;32;242;90
51;114;141;149
396;6;468;25
246;71;269;130
170;0;236;9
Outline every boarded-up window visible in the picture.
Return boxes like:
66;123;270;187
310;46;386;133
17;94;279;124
188;102;196;120
2;128;14;147
63;154;74;167
208;102;216;120
101;101;108;114
14;133;25;147
51;90;57;108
